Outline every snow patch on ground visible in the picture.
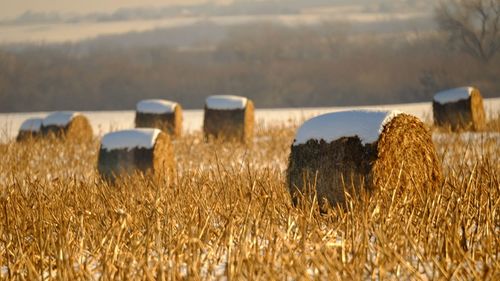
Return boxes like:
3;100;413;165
42;111;78;127
136;99;178;114
433;131;500;171
19;117;43;132
293;110;403;145
206;95;247;110
101;128;161;151
1;266;8;278
1;98;499;142
434;87;472;104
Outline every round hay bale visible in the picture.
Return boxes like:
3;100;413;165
287;110;442;209
17;117;43;142
203;95;254;143
41;111;93;142
97;128;175;182
135;99;182;137
433;86;486;131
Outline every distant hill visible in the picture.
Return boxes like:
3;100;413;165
0;0;436;46
77;17;434;51
80;21;228;50
1;0;434;26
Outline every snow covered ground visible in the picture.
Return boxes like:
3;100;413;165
1;98;499;142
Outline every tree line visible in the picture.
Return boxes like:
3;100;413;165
0;0;499;113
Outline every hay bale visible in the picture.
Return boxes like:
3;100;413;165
433;86;486;131
203;95;254;142
135;99;182;137
41;111;93;141
16;117;43;141
287;110;442;209
97;128;175;181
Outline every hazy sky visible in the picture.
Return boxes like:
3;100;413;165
0;0;232;19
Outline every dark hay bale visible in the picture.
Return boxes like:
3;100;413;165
433;87;486;131
97;129;175;182
287;111;442;209
16;118;43;142
135;99;182;137
41;112;93;142
203;95;254;143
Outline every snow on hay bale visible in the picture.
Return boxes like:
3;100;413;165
203;95;254;142
97;128;175;181
41;111;93;141
287;110;442;208
433;86;486;131
17;117;43;141
135;99;182;137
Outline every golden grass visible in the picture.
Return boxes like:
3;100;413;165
0;122;498;280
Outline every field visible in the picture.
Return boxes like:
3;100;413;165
0;114;499;280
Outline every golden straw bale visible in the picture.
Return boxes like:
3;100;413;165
203;95;254;143
287;111;442;209
135;99;182;137
41;112;93;142
97;129;175;182
433;87;486;131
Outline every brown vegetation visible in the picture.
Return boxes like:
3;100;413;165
0;119;500;280
16;131;39;142
1;23;500;113
287;114;442;209
0;121;497;279
436;0;500;63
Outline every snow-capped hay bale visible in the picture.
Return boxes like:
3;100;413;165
135;99;182;137
433;87;485;131
203;95;254;142
287;110;442;209
16;118;43;142
97;128;175;181
41;111;93;141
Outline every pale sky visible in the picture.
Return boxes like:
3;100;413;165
0;0;233;20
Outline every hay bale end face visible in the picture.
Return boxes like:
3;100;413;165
41;111;93;141
433;87;486;131
135;99;182;137
287;110;442;209
97;128;175;181
17;118;43;141
203;95;254;142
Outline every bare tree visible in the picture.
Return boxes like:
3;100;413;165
436;0;500;62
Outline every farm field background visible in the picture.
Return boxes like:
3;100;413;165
0;98;499;279
1;98;500;141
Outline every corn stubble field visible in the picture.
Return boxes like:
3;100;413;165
0;119;499;280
